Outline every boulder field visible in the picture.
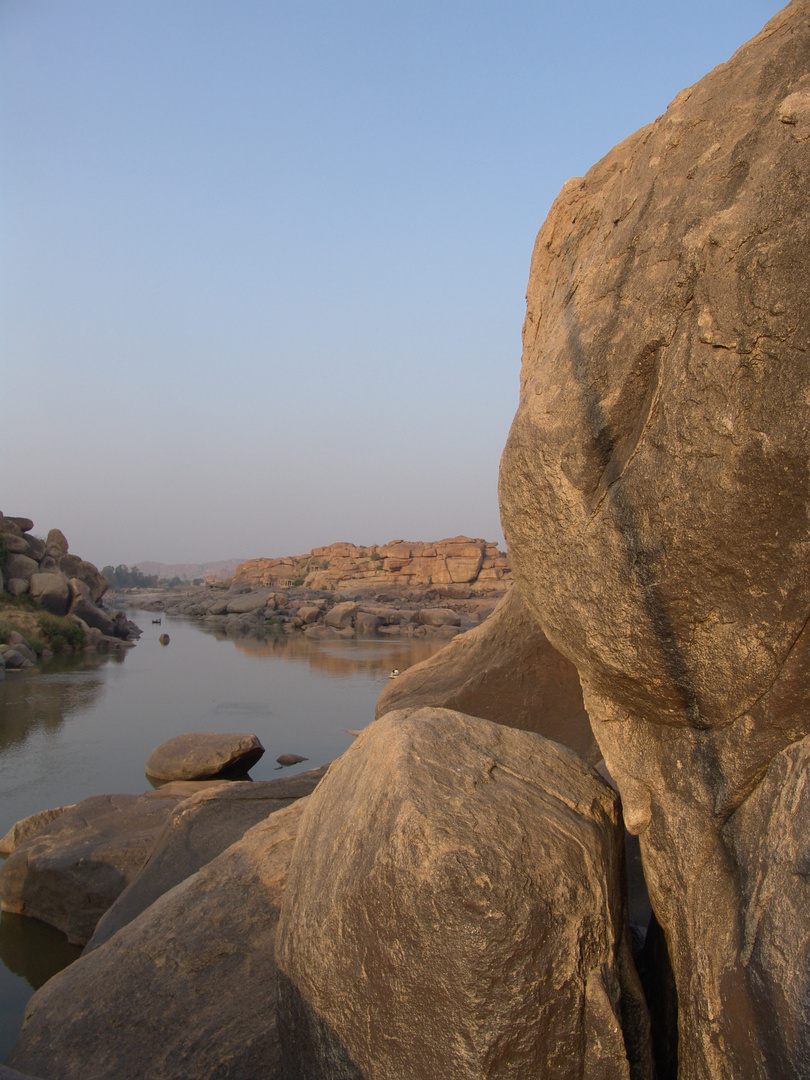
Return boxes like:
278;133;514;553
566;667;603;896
130;579;502;641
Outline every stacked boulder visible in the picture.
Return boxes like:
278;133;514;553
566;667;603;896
1;513;139;646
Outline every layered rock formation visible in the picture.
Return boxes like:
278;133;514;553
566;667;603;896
233;536;511;592
499;3;810;1076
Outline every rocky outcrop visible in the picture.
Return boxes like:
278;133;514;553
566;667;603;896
276;708;652;1080
0;512;139;652
233;536;511;592
376;586;598;763
0;791;188;945
87;767;327;951
499;4;810;1076
8;800;307;1080
144;732;265;781
135;581;498;641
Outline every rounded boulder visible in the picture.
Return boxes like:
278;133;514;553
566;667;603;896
145;732;265;781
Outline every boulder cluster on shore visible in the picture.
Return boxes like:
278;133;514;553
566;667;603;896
4;5;810;1077
0;514;140;673
131;577;505;641
121;535;513;642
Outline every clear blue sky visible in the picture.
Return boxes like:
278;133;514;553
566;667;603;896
1;0;781;567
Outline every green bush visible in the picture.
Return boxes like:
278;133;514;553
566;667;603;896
36;612;86;652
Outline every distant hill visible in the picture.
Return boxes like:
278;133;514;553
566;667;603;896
134;559;246;582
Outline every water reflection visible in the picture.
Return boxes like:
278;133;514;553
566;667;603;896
228;633;444;678
0;653;117;754
0;619;448;1062
0;911;82;991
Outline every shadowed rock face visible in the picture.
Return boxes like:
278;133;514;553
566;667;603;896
276;708;652;1080
499;4;810;1077
376;586;598;763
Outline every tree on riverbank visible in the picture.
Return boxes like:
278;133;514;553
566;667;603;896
100;565;161;590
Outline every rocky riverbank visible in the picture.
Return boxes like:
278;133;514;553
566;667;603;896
0;513;141;672
124;578;507;641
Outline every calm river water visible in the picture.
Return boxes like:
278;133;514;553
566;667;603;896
0;612;446;1060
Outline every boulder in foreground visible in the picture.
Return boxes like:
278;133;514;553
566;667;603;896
87;767;327;951
8;800;307;1080
0;791;186;945
276;708;652;1080
145;731;265;781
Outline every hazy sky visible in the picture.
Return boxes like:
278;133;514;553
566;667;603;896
2;0;781;567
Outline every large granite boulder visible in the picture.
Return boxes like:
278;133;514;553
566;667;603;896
87;766;327;951
145;731;265;781
8;800;307;1080
376;586;597;763
276;708;652;1080
0;791;186;945
498;5;810;1077
67;592;116;636
324;601;358;629
59;554;108;602
3;556;37;584
27;573;69;616
44;528;68;558
2;516;34;534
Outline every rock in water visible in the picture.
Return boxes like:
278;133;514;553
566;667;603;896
0;792;185;944
8;800;308;1080
276;753;308;766
499;5;810;1077
375;585;598;762
86;767;327;951
275;708;652;1080
145;731;265;780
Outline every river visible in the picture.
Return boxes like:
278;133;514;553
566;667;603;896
0;612;446;1061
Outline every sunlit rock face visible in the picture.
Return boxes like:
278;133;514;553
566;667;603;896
499;3;810;1077
276;709;652;1080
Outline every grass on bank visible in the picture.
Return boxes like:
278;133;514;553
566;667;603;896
0;594;86;655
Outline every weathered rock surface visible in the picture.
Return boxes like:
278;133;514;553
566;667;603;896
0;791;185;944
87;767;327;951
498;5;810;1077
376;586;598;762
0;806;75;856
8;800;307;1080
276;708;651;1080
145;731;265;781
